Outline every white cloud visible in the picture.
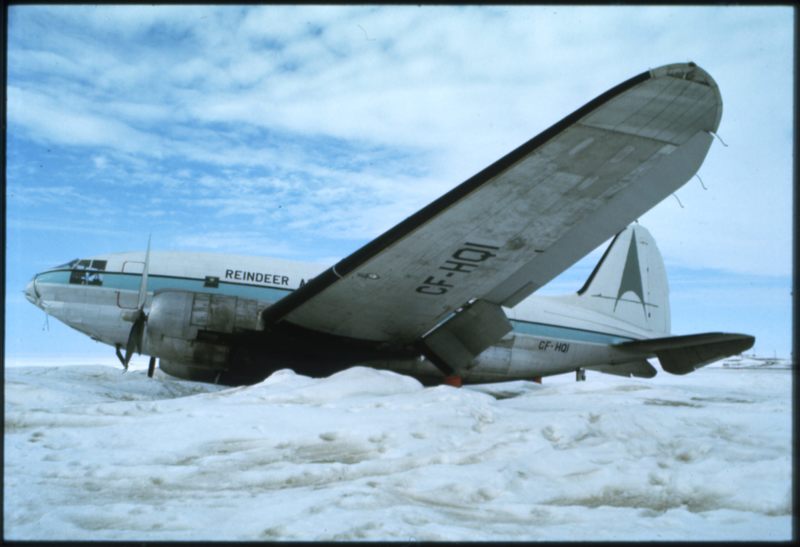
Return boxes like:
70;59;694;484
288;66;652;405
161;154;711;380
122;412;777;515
171;231;312;259
9;185;109;208
92;156;108;170
6;5;793;278
7;86;162;155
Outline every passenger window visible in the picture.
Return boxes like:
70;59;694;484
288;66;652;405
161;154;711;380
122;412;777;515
204;276;220;288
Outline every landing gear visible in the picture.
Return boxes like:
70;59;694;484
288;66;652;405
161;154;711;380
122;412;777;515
576;368;586;382
115;344;127;371
116;345;157;378
532;376;542;384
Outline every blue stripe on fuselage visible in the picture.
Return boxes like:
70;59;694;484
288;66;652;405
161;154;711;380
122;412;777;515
509;319;633;345
36;270;635;345
35;270;292;302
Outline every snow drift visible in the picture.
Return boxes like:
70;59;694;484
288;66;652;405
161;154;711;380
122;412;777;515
4;363;792;541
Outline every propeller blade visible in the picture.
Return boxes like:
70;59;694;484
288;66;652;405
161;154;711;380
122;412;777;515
116;234;155;376
137;234;151;310
122;236;152;370
123;310;146;368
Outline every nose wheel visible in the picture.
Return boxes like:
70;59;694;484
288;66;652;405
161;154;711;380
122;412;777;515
148;356;157;378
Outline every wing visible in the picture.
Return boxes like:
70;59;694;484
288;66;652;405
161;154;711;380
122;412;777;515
262;62;722;360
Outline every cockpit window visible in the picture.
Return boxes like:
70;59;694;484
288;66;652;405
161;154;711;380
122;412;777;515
70;269;103;286
68;258;106;286
52;259;107;271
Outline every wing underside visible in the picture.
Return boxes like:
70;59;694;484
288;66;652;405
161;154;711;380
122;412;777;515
261;63;723;367
588;360;658;379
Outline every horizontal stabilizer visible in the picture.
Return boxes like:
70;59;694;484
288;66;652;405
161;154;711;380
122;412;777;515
615;332;755;375
588;359;657;378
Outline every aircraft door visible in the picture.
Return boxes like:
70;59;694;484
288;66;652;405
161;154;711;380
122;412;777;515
117;261;145;309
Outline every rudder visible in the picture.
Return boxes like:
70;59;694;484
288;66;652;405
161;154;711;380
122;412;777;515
575;224;670;335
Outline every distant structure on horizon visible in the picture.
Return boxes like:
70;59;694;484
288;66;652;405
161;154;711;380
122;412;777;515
720;353;792;369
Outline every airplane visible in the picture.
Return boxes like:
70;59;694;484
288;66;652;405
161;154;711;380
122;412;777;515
23;61;755;387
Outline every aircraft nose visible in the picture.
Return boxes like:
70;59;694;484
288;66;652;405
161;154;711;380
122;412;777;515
24;278;40;306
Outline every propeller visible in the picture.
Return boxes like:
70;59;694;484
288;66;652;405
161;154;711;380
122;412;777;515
122;236;151;370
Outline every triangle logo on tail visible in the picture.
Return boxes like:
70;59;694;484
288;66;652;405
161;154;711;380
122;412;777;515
614;231;647;317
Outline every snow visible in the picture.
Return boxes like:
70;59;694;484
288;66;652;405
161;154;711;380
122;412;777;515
4;363;793;541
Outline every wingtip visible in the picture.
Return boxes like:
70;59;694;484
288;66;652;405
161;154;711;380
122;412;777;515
649;62;722;133
649;62;712;84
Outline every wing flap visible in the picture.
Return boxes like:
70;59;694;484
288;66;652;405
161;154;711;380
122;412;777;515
420;299;512;374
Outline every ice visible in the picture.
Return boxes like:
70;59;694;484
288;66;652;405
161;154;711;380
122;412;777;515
3;363;792;541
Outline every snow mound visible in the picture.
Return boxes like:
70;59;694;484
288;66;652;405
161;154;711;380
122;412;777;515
4;364;792;541
220;366;425;405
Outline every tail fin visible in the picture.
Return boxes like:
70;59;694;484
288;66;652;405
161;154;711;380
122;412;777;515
575;224;670;335
574;224;756;376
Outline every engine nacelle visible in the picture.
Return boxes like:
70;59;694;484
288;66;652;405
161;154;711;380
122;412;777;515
143;291;268;367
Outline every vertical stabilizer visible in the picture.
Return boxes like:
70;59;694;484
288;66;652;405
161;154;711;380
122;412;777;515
575;224;670;335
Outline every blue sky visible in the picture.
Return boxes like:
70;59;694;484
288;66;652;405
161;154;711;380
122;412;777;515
5;5;794;361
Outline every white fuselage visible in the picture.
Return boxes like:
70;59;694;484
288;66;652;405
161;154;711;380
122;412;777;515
26;250;656;383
